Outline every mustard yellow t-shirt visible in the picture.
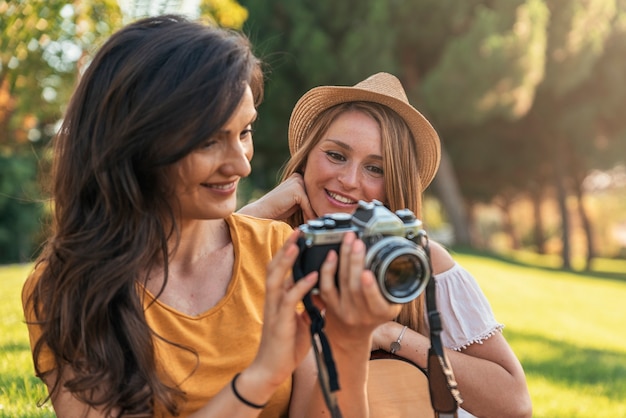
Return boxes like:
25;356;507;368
23;213;295;418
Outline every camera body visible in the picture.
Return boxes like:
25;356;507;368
294;200;431;304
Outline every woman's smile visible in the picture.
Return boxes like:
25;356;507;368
304;110;386;217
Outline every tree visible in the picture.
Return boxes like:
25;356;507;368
241;0;549;246
1;1;123;150
0;0;246;263
0;0;123;262
512;0;624;269
240;0;399;192
0;153;41;262
411;1;549;246
241;0;626;267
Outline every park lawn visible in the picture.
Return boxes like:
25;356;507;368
1;254;625;417
453;251;626;418
0;264;54;418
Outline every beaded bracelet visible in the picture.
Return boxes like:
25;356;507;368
231;373;268;409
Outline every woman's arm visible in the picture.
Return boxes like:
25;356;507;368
302;232;402;418
289;350;319;417
42;369;120;418
373;322;531;418
371;242;532;418
238;173;316;222
45;230;319;418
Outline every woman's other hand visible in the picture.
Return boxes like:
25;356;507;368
238;173;316;222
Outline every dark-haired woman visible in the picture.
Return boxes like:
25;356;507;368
22;16;399;418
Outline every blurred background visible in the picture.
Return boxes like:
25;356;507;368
1;0;625;273
2;3;626;417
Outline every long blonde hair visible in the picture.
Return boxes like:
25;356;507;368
281;101;427;333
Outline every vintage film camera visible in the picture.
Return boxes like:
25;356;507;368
294;200;431;304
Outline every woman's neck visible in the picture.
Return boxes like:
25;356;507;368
170;217;232;267
145;217;235;315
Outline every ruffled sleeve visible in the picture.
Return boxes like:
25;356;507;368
423;263;504;351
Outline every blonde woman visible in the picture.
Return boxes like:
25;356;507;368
240;72;532;418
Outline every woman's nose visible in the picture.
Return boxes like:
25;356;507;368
222;140;252;177
337;164;359;188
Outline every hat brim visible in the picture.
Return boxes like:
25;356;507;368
288;85;441;188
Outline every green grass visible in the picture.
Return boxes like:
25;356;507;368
451;250;626;418
2;255;626;417
0;264;54;418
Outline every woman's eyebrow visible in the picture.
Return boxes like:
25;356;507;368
324;139;383;161
216;111;258;135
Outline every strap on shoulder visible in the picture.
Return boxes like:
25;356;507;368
423;234;463;416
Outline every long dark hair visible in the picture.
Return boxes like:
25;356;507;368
26;15;263;416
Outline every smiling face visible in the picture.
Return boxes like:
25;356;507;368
169;85;256;222
303;109;386;217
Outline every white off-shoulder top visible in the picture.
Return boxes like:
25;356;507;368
422;262;504;418
423;262;504;351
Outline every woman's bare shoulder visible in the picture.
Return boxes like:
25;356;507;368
427;240;455;274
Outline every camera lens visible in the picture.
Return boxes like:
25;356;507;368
365;237;431;304
384;253;423;295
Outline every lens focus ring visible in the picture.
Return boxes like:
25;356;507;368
364;236;431;304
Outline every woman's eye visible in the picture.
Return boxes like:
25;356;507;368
367;165;384;176
240;128;253;140
326;151;345;161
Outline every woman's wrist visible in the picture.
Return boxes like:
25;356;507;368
231;373;268;409
324;321;376;354
390;325;408;354
386;322;430;369
373;321;404;352
237;200;263;217
232;368;278;409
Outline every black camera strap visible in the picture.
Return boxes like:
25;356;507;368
292;236;462;418
302;293;343;418
423;238;463;417
293;241;343;418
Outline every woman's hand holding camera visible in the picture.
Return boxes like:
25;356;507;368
250;230;319;390
315;232;402;348
305;231;401;417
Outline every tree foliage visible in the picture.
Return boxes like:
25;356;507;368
0;0;244;263
241;0;626;266
0;0;123;262
1;0;122;151
0;153;41;262
420;0;549;126
2;0;625;265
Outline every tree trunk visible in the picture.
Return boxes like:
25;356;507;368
398;64;470;247
466;201;485;249
554;151;571;270
500;198;521;250
574;179;595;271
431;148;472;246
530;188;546;254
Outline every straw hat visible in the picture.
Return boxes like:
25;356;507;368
288;72;441;188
